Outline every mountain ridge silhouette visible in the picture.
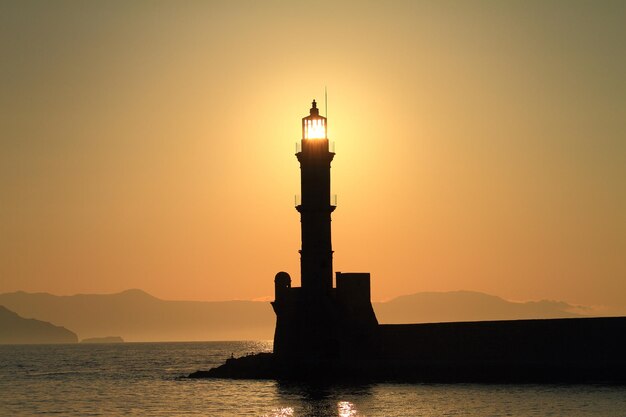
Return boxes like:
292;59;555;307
0;305;78;344
375;290;583;324
0;289;613;342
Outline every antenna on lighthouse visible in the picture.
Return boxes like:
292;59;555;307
325;86;328;138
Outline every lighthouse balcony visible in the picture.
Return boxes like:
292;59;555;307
294;194;337;208
295;141;335;154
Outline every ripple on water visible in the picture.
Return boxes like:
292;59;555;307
1;342;626;416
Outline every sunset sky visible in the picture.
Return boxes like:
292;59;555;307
1;1;624;309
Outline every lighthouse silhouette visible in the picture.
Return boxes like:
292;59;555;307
190;100;626;382
189;100;626;382
297;99;334;295
272;100;378;364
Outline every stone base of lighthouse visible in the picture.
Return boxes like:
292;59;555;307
271;271;379;364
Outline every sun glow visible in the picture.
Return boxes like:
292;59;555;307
304;118;326;139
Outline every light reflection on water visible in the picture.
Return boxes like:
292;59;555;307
266;407;295;417
266;401;359;417
1;342;626;417
337;401;358;417
267;382;371;417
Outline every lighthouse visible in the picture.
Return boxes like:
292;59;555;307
297;100;335;295
194;101;626;383
272;100;378;362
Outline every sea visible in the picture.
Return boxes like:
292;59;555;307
1;341;625;417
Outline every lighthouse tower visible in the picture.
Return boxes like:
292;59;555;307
297;100;335;295
272;100;377;363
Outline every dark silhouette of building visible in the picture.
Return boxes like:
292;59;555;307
272;100;377;364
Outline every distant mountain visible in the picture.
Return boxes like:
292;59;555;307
0;289;600;342
0;305;78;344
373;291;582;324
0;289;274;342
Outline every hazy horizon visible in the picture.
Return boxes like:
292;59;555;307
0;286;620;310
1;1;625;308
6;287;622;344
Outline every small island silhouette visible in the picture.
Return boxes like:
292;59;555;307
190;101;626;383
81;336;124;344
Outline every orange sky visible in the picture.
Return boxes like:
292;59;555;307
1;1;625;307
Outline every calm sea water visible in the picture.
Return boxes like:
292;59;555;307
1;341;625;416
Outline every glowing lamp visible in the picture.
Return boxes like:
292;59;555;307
302;99;327;140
